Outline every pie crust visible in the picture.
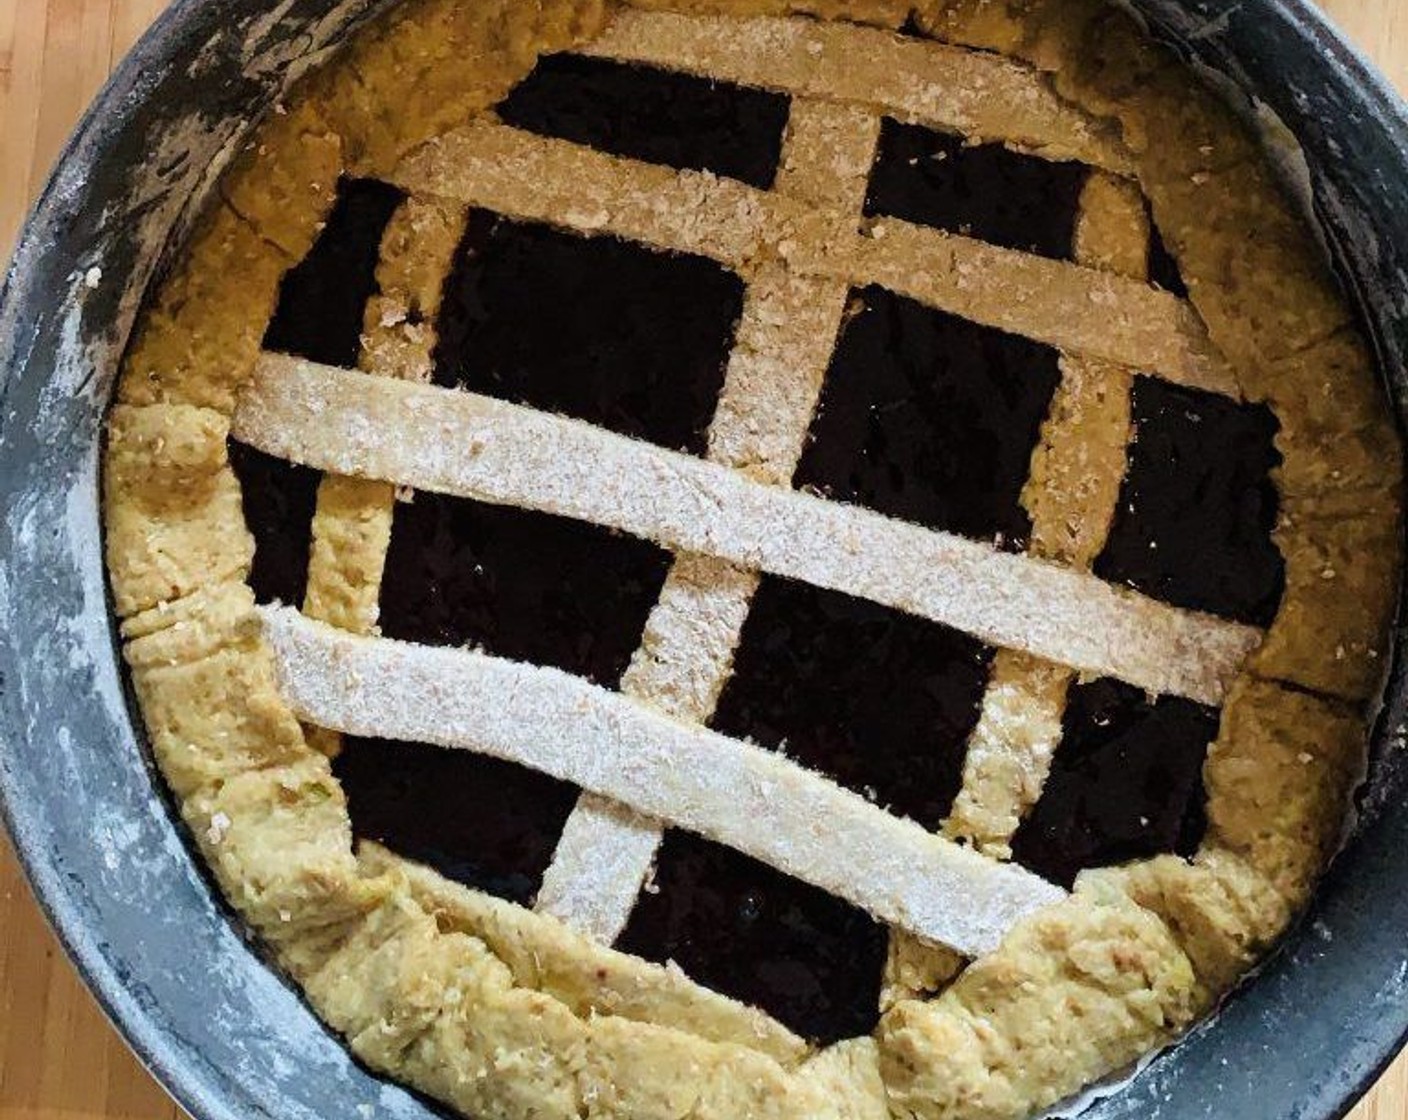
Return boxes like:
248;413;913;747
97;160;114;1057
104;1;1402;1117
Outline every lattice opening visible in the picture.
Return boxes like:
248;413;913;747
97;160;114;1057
499;53;790;189
1147;216;1189;298
334;736;580;907
379;491;673;686
616;829;889;1044
1096;377;1285;626
263;177;406;368
795;286;1063;548
713;576;993;829
431;213;744;454
228;443;320;607
1010;678;1220;887
864;119;1090;260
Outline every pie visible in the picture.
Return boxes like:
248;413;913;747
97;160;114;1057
102;0;1403;1116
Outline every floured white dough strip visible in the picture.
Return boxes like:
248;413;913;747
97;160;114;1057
810;219;1238;398
233;357;1263;704
395;118;770;268
534;791;668;941
237;358;1260;703
582;11;1130;171
395;121;1233;396
260;606;1065;955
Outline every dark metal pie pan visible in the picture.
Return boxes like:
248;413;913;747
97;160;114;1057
1;1;1406;1118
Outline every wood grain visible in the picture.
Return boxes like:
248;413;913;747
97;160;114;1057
0;1;1405;1118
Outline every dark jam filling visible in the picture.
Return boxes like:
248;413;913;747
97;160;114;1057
1095;376;1284;626
618;831;888;1044
795;286;1062;548
864;119;1089;260
897;12;928;36
333;736;579;906
227;442;321;607
379;491;671;687
1147;218;1190;298
713;577;992;829
432;213;743;454
262;176;405;367
498;54;790;190
1010;678;1219;888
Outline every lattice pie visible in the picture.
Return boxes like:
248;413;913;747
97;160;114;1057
104;0;1403;1116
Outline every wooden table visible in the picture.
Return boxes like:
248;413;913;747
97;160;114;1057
1;1;1406;1117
